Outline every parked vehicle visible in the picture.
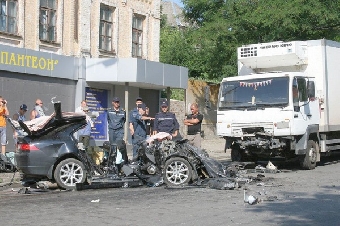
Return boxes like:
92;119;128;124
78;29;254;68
217;39;340;169
12;103;236;190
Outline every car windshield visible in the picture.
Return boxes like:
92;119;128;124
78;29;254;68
218;76;289;110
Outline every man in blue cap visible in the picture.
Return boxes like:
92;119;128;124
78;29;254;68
107;97;126;144
154;100;179;139
12;104;28;151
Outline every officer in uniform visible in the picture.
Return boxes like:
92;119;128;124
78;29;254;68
129;97;143;157
153;101;180;139
107;97;126;144
130;103;154;158
129;97;143;136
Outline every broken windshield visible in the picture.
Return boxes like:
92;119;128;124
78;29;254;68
218;77;289;110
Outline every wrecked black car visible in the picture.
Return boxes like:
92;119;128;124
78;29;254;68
10;103;238;190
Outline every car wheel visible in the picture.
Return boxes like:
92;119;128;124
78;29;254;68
300;140;317;170
54;158;87;190
163;157;192;186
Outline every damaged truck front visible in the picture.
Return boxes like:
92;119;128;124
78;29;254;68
217;39;340;169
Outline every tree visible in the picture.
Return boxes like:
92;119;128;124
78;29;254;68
177;0;340;80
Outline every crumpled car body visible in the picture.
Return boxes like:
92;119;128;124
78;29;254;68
11;103;238;190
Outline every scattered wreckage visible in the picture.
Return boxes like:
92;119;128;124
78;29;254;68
7;102;277;192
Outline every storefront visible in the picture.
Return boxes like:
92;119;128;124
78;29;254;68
0;44;188;150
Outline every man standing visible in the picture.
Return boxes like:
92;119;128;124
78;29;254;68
0;96;9;156
76;100;87;113
129;97;143;156
184;103;204;148
153;101;179;139
78;106;94;151
12;104;28;151
130;103;154;158
107;97;126;144
30;99;45;119
129;97;143;137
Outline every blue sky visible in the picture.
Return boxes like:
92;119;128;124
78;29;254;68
170;0;184;8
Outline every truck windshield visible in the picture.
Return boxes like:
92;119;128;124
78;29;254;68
218;77;289;110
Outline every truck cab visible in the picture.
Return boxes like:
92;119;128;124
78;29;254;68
216;40;330;169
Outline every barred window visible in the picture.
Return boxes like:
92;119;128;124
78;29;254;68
99;5;113;52
0;0;18;34
132;15;143;58
39;0;56;42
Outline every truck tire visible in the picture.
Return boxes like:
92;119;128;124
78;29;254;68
231;148;243;162
54;158;87;190
300;140;317;170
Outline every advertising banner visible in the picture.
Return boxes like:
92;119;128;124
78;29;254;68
85;87;108;140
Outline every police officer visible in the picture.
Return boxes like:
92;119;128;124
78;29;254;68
107;97;126;144
130;103;154;158
153;101;179;139
129;97;143;137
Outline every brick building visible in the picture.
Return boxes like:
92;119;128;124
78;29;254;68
0;0;188;150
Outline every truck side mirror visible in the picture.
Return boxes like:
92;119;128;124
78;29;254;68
307;81;315;99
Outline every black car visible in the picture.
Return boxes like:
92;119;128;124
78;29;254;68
13;103;89;190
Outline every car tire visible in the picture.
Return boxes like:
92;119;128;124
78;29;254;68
163;157;192;186
54;158;87;190
300;140;317;170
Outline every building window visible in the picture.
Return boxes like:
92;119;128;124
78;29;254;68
0;0;18;34
99;5;113;52
39;0;56;42
132;15;143;58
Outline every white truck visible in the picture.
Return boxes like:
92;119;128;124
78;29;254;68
217;39;340;169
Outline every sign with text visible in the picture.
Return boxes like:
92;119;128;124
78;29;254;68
85;87;108;140
0;44;76;79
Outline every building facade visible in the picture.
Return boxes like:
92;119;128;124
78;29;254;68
0;0;188;151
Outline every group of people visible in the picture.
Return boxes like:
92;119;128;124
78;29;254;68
0;97;46;156
0;96;203;161
105;96;204;158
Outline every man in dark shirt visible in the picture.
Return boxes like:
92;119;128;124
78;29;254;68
153;101;179;139
184;103;203;148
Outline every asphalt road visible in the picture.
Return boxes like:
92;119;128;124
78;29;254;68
1;138;340;226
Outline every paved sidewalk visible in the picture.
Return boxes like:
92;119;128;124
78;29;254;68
0;137;230;188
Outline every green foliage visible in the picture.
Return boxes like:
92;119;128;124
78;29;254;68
161;89;185;101
160;0;340;82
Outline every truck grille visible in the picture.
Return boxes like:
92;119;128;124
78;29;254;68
232;122;274;135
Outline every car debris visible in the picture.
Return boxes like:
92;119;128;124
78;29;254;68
7;102;285;194
244;189;258;205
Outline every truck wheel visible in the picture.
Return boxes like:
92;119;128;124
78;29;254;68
163;157;192;186
300;140;317;170
231;148;243;162
54;158;87;190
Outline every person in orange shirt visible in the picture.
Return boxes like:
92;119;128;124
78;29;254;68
0;96;9;156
